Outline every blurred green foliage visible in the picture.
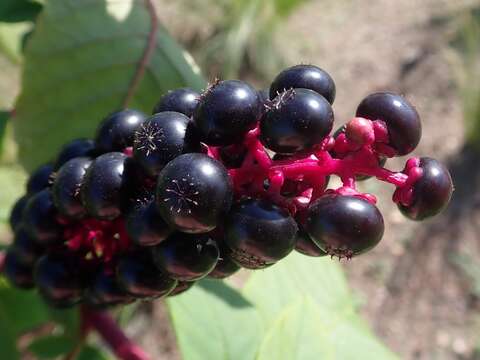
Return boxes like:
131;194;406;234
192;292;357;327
0;0;42;23
197;0;308;80
450;5;480;148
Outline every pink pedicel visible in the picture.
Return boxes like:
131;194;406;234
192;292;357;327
208;118;421;220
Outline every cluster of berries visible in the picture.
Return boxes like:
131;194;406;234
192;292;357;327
3;64;453;308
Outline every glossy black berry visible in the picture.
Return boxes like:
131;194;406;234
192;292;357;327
168;281;195;297
81;152;129;220
94;109;147;153
270;64;336;104
133;112;201;177
152;88;200;117
120;158;157;213
34;251;84;307
3;250;35;289
126;201;171;246
398;157;453;220
194;80;262;146
225;199;298;269
294;226;327;257
26;163;53;195
305;194;384;258
152;232;219;281
9;195;28;231
116;251;177;298
156;153;233;233
219;144;247;169
257;89;269;106
208;239;240;279
86;269;133;307
11;225;45;266
54;138;95;169
356;92;421;156
52;157;92;219
260;89;334;154
23;189;63;245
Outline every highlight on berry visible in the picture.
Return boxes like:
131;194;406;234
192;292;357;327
4;63;453;308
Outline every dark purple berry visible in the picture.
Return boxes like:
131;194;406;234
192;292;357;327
86;269;133;307
168;281;195;297
356;92;421;156
305;194;384;258
257;89;269;106
126;201;171;246
208;239;240;279
54;138;95;169
52;157;92;219
260;89;334;154
9;195;28;231
225;199;297;269
294;226;327;257
3;250;35;289
156;153;233;233
23;189;63;245
120;158;157;213
270;64;336;104
194;80;262;146
152;88;200;117
116;250;177;299
219;144;247;169
94;109;147;153
133;112;201;177
152;232;219;281
398;157;453;220
11;225;45;266
26;163;53;195
34;251;84;307
81;152;129;220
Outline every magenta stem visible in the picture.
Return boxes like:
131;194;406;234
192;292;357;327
82;306;151;360
221;121;420;215
0;251;5;273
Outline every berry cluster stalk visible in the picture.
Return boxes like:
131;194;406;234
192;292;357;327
81;306;151;360
0;251;149;360
210;124;422;216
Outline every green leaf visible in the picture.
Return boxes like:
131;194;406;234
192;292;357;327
48;307;79;337
0;22;32;62
243;253;398;359
0;0;42;23
243;252;355;326
77;345;112;360
28;335;75;359
14;0;206;171
167;279;263;360
257;297;334;360
0;318;19;360
257;296;397;360
0;111;10;151
0;280;50;336
0;279;51;360
0;164;27;225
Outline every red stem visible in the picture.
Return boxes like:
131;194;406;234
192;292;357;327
0;251;5;273
81;306;151;360
223;122;421;216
